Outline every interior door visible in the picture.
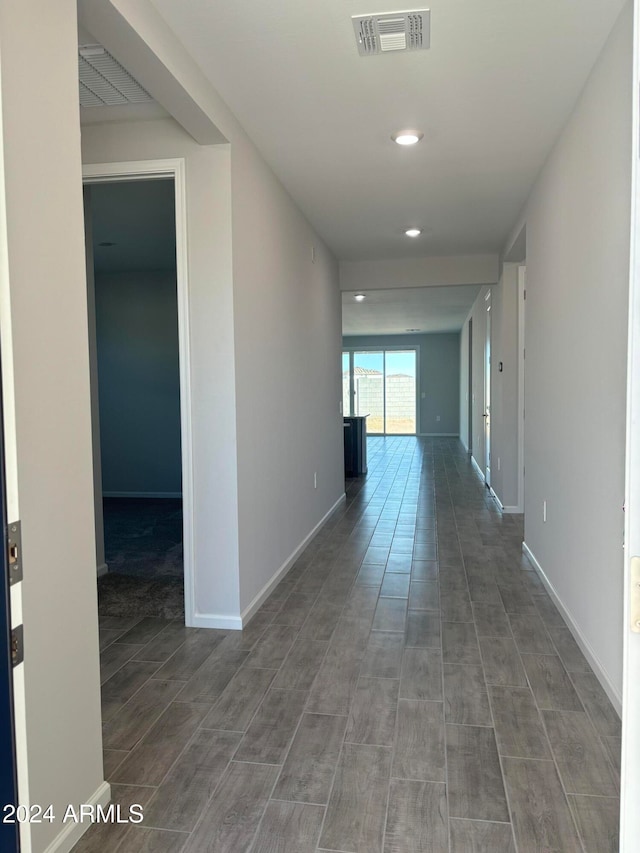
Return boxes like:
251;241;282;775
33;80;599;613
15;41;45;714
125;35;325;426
484;297;492;485
0;363;19;852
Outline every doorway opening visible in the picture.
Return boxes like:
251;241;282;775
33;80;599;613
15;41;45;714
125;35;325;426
83;160;193;625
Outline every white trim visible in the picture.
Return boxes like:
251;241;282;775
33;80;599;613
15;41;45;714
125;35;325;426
42;781;111;853
470;454;485;482
190;612;243;630
82;159;195;629
522;542;622;715
517;264;526;514
240;493;347;626
418;432;459;437
96;562;108;578
102;491;182;499
489;486;521;515
484;290;492;486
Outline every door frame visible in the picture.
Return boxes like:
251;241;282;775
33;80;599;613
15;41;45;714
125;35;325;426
517;265;526;512
484;292;492;485
82;159;196;626
621;0;640;841
467;318;473;454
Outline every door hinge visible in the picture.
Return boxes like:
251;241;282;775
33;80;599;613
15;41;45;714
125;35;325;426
11;625;23;667
524;289;526;300
7;520;22;586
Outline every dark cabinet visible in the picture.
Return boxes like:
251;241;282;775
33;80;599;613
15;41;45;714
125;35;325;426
343;415;368;476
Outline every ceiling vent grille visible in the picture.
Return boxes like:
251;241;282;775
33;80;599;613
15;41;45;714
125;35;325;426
78;44;152;107
352;9;430;56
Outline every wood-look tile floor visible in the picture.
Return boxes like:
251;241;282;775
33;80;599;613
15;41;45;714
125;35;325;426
76;437;620;853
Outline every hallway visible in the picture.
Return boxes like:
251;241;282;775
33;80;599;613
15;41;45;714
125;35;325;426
81;437;620;852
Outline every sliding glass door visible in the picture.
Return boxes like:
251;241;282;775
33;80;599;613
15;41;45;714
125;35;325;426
342;348;417;435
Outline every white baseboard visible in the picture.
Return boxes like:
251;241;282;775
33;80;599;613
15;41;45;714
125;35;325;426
240;493;347;627
488;488;522;514
471;455;485;481
42;781;111;853
489;487;503;510
96;562;108;578
522;541;622;715
102;491;182;499
189;612;243;630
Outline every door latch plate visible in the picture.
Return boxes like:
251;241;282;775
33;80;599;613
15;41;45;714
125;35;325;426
7;520;22;586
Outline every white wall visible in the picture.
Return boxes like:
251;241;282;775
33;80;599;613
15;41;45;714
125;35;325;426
342;332;461;435
0;1;106;850
95;270;182;495
231;131;343;614
340;254;499;291
516;2;632;703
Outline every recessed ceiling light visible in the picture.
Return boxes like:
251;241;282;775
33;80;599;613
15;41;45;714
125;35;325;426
354;294;366;302
392;130;424;146
405;228;422;238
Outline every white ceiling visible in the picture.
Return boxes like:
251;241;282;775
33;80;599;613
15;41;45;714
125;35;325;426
342;285;481;335
149;0;625;261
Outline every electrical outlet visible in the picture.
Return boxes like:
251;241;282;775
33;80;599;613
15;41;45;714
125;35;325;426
543;500;547;522
436;415;441;422
314;472;317;489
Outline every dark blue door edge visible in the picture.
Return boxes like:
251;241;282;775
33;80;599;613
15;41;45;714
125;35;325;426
0;357;20;851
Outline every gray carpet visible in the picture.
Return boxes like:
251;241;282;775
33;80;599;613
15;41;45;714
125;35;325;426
97;573;184;620
103;497;183;579
99;497;184;619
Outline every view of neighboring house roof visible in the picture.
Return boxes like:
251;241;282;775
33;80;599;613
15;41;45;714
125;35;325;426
353;367;382;376
343;369;414;379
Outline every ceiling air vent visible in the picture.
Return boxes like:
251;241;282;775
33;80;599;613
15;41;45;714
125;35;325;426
352;9;430;56
78;44;153;107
